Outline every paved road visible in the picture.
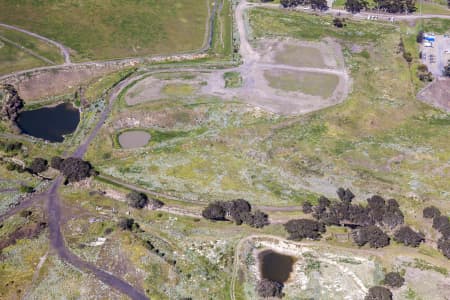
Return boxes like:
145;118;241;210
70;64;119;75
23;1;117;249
0;23;72;64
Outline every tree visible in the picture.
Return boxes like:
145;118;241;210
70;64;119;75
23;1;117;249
28;157;48;174
374;0;416;13
284;219;325;240
383;272;405;288
149;198;164;210
444;62;450;77
256;279;284;298
416;30;424;43
126;191;149;209
333;18;345;28
367;195;385;210
337;188;355;203
50;156;64;170
118;218;135;231
344;0;368;13
311;0;328;10
393;226;424;247
302;201;313;214
437;237;450;259
248;210;270;228
202;202;226;221
365;286;393;300
423;206;440;219
433;216;450;239
59;157;94;183
353;226;390;248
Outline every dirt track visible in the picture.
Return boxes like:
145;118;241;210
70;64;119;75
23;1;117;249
0;23;72;64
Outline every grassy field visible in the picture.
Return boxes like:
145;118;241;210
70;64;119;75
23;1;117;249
0;0;211;62
0;27;64;75
0;42;45;75
83;8;449;215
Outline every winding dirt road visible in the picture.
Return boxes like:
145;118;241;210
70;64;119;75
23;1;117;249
2;1;450;299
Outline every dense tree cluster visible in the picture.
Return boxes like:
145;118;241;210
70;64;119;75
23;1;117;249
202;199;269;228
51;156;95;183
127;191;149;209
299;189;406;248
308;192;403;230
284;219;325;240
256;279;284;298
353;225;390;248
373;0;416;13
365;286;393;300
344;0;368;13
27;157;48;174
0;84;24;123
280;0;328;10
393;226;424;247
383;272;405;288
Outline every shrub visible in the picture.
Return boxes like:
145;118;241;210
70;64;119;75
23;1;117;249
202;202;226;221
28;157;48;174
284;219;325;240
256;279;284;298
118;218;136;231
437;237;450;259
50;156;64;170
302;201;313;214
383;272;405;288
59;157;94;183
423;206;440;219
353;226;390;248
126;191;149;209
365;286;392;300
393;226;424;247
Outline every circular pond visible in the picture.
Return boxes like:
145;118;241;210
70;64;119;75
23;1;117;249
118;130;151;149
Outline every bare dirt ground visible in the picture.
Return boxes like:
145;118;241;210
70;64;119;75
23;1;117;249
417;77;450;112
123;1;351;115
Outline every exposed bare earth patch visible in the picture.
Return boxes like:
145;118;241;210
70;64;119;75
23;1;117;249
417;77;450;112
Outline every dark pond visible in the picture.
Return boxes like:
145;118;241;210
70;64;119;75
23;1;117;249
259;250;295;283
17;102;80;142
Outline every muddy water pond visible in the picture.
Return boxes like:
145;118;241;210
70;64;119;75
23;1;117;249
259;250;295;283
16;102;80;142
118;130;151;149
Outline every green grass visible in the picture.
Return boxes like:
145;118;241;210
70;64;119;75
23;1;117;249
420;2;450;15
0;0;211;61
224;71;243;88
264;70;339;97
249;7;395;43
0;27;63;64
162;83;197;97
210;0;234;58
0;42;45;75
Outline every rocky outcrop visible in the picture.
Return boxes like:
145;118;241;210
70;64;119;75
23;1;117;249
1;84;25;123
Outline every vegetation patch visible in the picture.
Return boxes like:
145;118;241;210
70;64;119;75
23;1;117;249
224;71;243;88
264;69;339;98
